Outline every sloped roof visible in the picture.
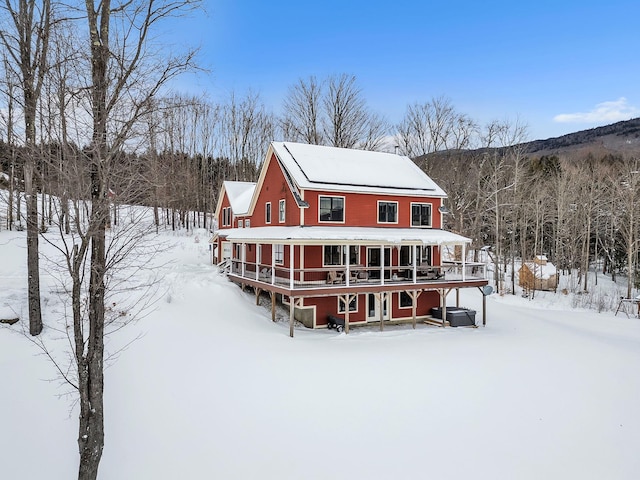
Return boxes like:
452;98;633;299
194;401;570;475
271;142;447;197
218;226;470;246
224;181;256;215
521;260;557;280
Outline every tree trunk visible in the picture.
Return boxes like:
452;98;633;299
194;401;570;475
24;160;43;335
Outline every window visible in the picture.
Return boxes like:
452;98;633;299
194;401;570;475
411;203;432;227
265;203;271;224
274;244;284;265
324;246;343;266
378;201;398;223
338;295;358;313
319;196;344;222
323;245;360;266
222;207;231;227
348;245;359;265
418;246;432;266
399;246;412;266
244;219;250;228
279;199;286;223
238;219;243;228
399;292;413;308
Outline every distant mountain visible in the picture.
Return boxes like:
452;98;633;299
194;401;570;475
523;117;640;156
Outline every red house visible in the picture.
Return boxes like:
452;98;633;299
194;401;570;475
213;142;488;335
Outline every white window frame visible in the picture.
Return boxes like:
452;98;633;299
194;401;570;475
279;199;286;223
399;245;413;266
265;202;271;224
323;245;343;267
238;219;243;228
398;291;413;309
377;200;398;224
244;219;250;228
274;244;284;265
418;245;432;266
318;195;346;223
322;245;360;267
338;295;358;314
411;202;432;228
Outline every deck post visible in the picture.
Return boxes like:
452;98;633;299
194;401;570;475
241;243;246;277
441;289;447;328
344;294;350;334
380;245;385;286
289;244;294;290
462;243;467;281
410;290;421;329
379;293;384;331
289;296;295;337
271;244;276;285
255;288;262;305
270;291;276;322
483;292;487;326
345;245;350;287
412;245;417;284
456;288;460;307
256;244;260;280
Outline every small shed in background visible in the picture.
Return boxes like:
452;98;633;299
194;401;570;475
519;255;558;292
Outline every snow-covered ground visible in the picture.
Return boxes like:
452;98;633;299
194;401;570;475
2;216;640;479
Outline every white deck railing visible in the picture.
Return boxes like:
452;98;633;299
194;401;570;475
228;260;487;289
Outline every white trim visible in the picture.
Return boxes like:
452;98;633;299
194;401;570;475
338;294;359;314
398;291;413;309
274;244;284;265
318;195;346;224
377;200;399;224
221;225;472;246
410;202;433;228
279;199;286;223
322;245;344;267
265;202;271;224
366;292;390;322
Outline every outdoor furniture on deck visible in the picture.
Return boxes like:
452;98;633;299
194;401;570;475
327;270;344;284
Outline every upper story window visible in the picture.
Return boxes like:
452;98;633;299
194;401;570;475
265;202;271;224
319;196;344;222
411;203;432;227
222;207;231;227
279;199;286;223
378;201;398;223
238;219;243;228
244;219;250;228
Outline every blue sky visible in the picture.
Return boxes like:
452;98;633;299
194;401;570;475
168;0;640;141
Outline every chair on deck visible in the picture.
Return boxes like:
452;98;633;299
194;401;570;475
327;270;344;284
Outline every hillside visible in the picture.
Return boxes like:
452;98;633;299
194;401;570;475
523;117;640;155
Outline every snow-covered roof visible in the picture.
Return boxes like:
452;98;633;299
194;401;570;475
218;226;470;246
224;181;256;215
522;260;557;280
271;142;447;197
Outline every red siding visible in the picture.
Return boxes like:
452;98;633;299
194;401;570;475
251;153;299;227
303;190;442;229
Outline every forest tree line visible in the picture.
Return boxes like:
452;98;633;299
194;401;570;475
1;75;639;297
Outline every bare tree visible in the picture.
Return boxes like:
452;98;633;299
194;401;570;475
322;73;387;149
220;90;274;181
396;96;476;159
0;0;52;335
47;0;202;477
281;75;323;144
